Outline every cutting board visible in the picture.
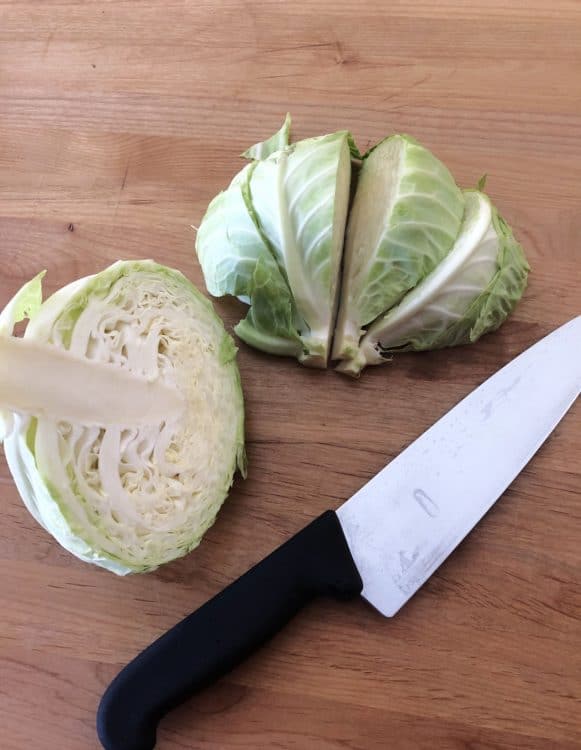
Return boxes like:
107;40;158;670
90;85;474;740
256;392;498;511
1;2;580;748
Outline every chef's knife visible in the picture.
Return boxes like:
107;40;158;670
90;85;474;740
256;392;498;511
97;316;581;750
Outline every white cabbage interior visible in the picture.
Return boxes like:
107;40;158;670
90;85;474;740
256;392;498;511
0;336;183;427
4;264;243;573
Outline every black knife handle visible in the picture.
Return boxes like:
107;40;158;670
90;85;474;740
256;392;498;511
97;510;362;750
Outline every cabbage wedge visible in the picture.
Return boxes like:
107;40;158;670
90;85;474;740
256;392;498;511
339;191;530;374
196;119;357;367
195;119;529;376
333;135;465;364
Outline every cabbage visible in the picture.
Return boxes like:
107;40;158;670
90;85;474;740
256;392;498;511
0;261;245;574
196;119;356;367
333;134;465;364
195;119;529;376
340;191;530;374
247;130;355;365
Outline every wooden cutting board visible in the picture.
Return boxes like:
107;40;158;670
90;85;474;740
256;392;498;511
1;2;580;748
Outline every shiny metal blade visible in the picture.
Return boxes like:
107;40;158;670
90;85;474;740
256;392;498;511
337;317;581;617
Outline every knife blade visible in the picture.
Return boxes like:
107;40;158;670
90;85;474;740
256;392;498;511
338;314;581;616
98;316;581;750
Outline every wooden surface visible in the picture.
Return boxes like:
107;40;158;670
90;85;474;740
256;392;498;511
1;1;580;748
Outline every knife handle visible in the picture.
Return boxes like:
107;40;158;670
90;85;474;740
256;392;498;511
97;510;362;750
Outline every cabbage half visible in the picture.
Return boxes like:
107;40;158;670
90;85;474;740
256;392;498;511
333;135;466;364
196;117;357;367
195;120;529;376
0;261;245;574
339;191;530;374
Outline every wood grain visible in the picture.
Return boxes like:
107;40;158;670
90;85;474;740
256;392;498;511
1;1;580;748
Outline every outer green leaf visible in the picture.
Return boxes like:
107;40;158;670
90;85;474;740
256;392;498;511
467;209;530;342
242;113;292;160
195;162;305;357
196;164;268;298
234;257;304;358
0;270;45;336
